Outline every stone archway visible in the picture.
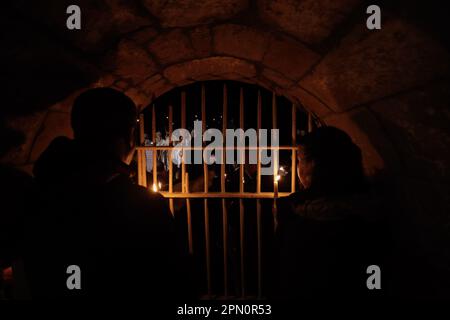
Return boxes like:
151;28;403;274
7;18;448;180
1;0;449;296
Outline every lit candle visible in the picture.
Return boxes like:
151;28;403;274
274;175;280;198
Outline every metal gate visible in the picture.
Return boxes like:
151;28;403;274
135;83;314;299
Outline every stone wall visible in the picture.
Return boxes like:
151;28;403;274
1;0;449;296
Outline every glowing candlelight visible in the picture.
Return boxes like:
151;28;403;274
274;175;280;198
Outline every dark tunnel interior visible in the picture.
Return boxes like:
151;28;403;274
0;0;449;302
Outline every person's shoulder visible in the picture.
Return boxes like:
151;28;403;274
106;176;174;233
109;175;170;212
109;175;161;199
278;191;304;210
277;192;305;223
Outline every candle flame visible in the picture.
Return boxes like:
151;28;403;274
275;175;281;182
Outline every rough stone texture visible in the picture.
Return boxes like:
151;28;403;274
0;15;95;163
10;0;152;53
0;0;449;299
300;19;450;112
369;82;450;181
189;26;213;58
263;34;320;80
258;0;361;45
323;107;400;176
106;39;158;85
104;0;153;34
128;27;159;45
49;90;84;113
1;0;449;297
213;24;270;61
113;80;131;91
163;57;256;84
220;73;247;81
124;88;151;111
142;0;249;27
49;73;118;113
14;163;34;176
92;73;118;88
140;74;173;101
30;112;73;162
2;15;98;117
0;112;47;165
148;29;196;65
283;86;333;118
261;68;296;90
253;75;285;93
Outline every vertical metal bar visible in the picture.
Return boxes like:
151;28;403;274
202;84;208;190
142;151;148;188
221;84;228;197
152;105;157;190
181;92;192;255
201;84;212;298
181;92;186;196
272;92;278;232
239;87;245;298
204;201;211;297
308;112;313;133
138;114;146;187
239;88;245;194
256;199;262;298
168;105;174;215
137;113;142;186
185;172;193;255
256;91;262;195
139;113;145;144
272;92;278;198
137;150;142;186
256;90;262;299
221;84;228;298
291;104;297;193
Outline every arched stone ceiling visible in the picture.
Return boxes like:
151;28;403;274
1;0;449;185
1;1;450;295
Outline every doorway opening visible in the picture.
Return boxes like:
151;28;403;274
135;80;318;299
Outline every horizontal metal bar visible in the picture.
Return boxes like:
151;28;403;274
136;146;298;151
157;192;292;199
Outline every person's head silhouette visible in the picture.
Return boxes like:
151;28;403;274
71;87;137;163
297;126;367;196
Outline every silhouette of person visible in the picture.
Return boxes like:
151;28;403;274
23;87;191;299
272;126;389;299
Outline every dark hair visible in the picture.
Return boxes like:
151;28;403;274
299;126;367;196
71;88;137;144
